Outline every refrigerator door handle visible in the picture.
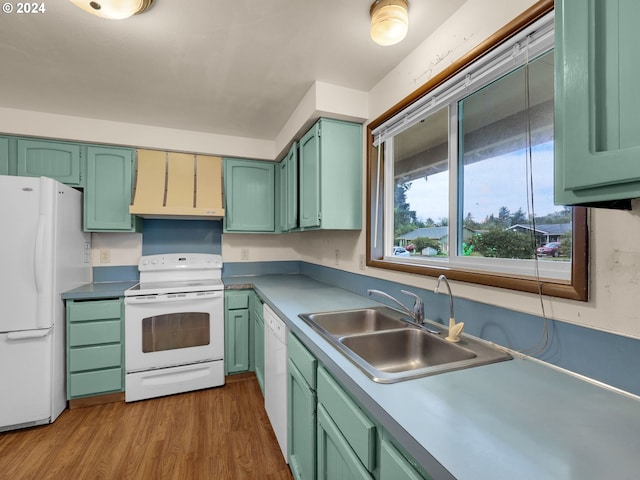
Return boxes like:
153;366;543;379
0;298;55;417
34;214;52;329
7;328;51;340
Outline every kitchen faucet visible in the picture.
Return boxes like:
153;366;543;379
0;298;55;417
367;289;424;326
434;275;454;320
435;274;464;342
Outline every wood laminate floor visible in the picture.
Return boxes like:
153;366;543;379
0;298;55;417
0;374;293;480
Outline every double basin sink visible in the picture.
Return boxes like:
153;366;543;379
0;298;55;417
299;306;512;383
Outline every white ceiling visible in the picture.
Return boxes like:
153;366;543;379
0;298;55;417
0;0;467;140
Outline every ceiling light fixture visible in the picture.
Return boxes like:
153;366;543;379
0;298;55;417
370;0;409;46
68;0;154;20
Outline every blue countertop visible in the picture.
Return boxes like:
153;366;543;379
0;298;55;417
226;274;640;480
61;281;138;300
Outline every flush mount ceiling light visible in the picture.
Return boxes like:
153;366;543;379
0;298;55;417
370;0;409;46
68;0;154;20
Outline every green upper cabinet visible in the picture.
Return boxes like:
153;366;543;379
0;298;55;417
299;124;321;228
84;146;138;232
17;138;83;186
278;142;298;232
0;137;8;175
555;0;640;206
299;118;362;230
224;158;275;232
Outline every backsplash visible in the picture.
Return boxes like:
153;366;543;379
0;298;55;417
141;219;222;255
225;260;640;397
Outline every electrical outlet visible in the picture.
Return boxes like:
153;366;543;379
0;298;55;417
99;249;111;264
241;248;249;261
359;254;365;271
335;249;340;266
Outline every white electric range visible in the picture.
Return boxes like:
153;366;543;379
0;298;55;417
124;253;225;402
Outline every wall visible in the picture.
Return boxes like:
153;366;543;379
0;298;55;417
290;0;640;344
2;0;638;365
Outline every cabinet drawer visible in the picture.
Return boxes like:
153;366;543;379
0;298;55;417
68;299;121;322
380;437;429;480
69;367;123;397
69;320;121;347
317;367;376;471
288;332;317;390
69;344;122;373
226;291;250;310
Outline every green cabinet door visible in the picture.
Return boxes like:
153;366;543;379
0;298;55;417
224;158;275;232
17;138;82;186
288;360;317;480
299;118;362;230
84;146;137;231
277;142;299;232
299;124;321;228
285;142;299;231
0;137;8;175
555;0;640;206
225;309;250;374
317;404;372;480
253;294;265;393
278;155;289;232
225;290;251;374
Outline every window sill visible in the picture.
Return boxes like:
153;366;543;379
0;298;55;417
366;257;586;301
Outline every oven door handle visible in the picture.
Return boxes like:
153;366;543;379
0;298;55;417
124;291;223;304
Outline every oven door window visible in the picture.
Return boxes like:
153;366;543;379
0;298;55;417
142;312;210;353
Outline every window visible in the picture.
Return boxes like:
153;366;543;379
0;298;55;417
367;3;588;301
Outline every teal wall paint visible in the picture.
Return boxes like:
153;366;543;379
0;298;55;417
93;265;139;282
141;219;223;255
222;260;301;277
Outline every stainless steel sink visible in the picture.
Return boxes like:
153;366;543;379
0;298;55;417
341;329;477;372
299;306;512;383
301;307;411;336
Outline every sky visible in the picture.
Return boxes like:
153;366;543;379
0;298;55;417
404;143;557;223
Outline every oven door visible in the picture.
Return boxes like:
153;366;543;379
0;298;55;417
124;290;224;372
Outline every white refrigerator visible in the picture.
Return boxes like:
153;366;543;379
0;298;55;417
0;176;90;432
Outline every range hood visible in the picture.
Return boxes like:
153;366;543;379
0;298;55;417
130;149;224;220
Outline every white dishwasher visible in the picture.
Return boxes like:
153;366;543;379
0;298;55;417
263;304;289;462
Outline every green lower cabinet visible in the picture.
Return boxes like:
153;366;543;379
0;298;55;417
287;334;434;480
288;360;316;480
84;146;139;232
317;367;376;472
66;298;124;400
225;290;251;374
253;294;265;393
69;368;123;398
380;438;432;480
317;404;373;480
